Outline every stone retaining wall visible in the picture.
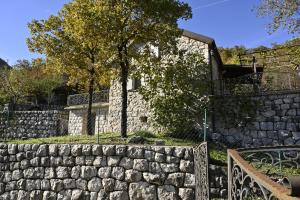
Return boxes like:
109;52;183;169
209;164;227;199
213;91;300;147
0;111;68;139
0;144;195;200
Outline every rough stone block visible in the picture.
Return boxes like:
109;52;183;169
158;185;178;200
128;182;157;200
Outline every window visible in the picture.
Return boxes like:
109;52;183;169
127;78;142;91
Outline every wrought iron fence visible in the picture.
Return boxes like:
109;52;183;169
194;141;210;200
228;146;300;200
67;90;109;106
215;71;300;96
238;43;300;70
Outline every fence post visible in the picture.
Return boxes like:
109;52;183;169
227;151;232;200
203;109;207;142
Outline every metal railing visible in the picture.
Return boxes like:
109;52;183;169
238;43;300;69
194;142;210;200
228;146;300;200
67;90;109;106
215;71;300;96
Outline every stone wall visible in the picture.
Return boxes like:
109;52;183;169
213;90;300;147
0;144;195;200
209;164;227;199
0;111;67;139
68;110;84;135
103;81;154;134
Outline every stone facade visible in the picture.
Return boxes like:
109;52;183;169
67;34;212;135
0;144;195;200
102;81;153;133
213;90;300;147
0;111;68;139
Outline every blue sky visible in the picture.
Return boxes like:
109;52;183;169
0;0;296;65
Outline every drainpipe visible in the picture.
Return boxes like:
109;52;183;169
209;47;216;133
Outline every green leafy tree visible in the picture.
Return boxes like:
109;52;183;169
100;0;192;137
219;46;247;64
139;51;210;138
27;0;113;135
0;59;66;106
256;0;300;34
0;66;19;105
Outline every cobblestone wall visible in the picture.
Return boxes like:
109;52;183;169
213;91;300;147
0;144;195;200
0;111;67;139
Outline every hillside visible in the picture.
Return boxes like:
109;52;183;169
0;58;10;69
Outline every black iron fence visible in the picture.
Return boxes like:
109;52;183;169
67;90;109;106
215;71;300;96
228;146;300;200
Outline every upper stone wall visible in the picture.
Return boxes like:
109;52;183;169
213;91;300;147
178;36;209;61
0;144;195;200
0;111;68;139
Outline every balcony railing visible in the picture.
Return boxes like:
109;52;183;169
228;146;300;200
67;90;109;106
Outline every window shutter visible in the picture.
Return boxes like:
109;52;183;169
127;79;133;90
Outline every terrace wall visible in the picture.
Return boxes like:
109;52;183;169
213;90;300;147
0;144;196;200
0;111;68;140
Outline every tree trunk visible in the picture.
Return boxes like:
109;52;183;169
87;74;95;136
120;63;128;138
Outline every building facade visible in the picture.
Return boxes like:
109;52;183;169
66;30;223;135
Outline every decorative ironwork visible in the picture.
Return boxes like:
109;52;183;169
194;142;210;200
67;90;109;106
228;147;300;200
240;147;300;178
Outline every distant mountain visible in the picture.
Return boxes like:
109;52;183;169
0;58;11;69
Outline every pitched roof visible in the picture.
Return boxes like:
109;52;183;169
182;29;223;66
183;30;215;45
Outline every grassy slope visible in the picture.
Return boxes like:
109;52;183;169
5;132;227;163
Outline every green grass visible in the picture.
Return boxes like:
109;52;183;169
6;132;197;146
5;132;227;162
251;162;300;177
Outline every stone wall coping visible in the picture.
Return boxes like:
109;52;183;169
0;143;194;149
215;89;300;99
64;102;109;110
0;110;62;114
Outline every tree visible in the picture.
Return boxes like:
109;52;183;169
218;46;247;64
0;59;65;106
139;51;210;138
101;0;192;137
27;0;112;135
257;0;300;34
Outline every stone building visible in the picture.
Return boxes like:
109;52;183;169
66;30;223;135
